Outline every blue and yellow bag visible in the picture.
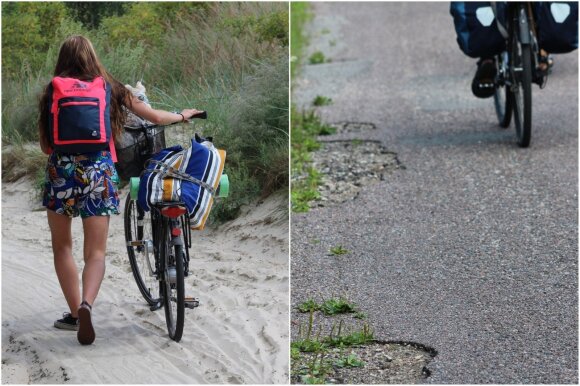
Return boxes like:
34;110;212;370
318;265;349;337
137;136;226;230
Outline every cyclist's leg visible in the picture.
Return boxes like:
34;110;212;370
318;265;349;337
81;215;110;305
48;210;81;317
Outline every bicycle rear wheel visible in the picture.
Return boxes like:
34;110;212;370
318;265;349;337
494;53;512;128
160;217;185;342
510;34;533;147
124;194;161;306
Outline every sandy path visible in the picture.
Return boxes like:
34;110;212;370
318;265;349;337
1;178;289;384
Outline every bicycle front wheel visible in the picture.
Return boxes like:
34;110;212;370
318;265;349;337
160;218;185;342
511;42;533;147
124;194;161;306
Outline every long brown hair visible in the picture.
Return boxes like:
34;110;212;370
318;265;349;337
39;35;130;149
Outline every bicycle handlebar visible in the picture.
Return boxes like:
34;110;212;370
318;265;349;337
190;110;207;120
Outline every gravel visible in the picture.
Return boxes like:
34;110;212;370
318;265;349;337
311;140;400;206
293;341;435;384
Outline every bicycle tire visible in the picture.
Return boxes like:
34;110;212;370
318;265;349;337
511;37;533;147
161;217;185;342
494;54;512;128
124;194;161;306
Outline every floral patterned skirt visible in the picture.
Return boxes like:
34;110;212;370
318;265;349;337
42;151;120;218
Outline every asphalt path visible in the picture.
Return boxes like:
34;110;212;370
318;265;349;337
291;3;578;383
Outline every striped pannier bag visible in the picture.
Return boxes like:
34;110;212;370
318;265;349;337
137;136;226;230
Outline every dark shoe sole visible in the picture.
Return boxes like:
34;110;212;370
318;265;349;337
472;60;497;99
77;305;95;345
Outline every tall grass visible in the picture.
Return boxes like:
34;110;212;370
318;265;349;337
2;2;288;222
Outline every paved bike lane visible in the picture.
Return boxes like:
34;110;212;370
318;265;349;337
291;3;578;383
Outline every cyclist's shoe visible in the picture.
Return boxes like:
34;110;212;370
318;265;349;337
471;58;496;98
534;53;553;87
54;312;78;331
77;301;95;345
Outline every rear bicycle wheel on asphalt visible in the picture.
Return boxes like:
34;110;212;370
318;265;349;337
124;194;161;306
160;218;185;342
511;40;533;147
494;53;512;128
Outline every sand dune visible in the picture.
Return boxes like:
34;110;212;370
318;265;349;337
1;178;289;384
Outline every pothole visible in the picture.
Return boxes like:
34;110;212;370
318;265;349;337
327;121;377;134
311;140;401;207
292;340;436;384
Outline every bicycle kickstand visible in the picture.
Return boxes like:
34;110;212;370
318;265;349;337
150;300;163;312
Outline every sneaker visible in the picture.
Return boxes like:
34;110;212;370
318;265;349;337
471;58;497;98
77;301;95;345
54;312;79;331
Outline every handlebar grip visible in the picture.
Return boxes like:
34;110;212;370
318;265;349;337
191;111;207;120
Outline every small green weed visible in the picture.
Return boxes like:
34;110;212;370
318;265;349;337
292;109;334;212
334;353;365;368
298;299;321;313
292;339;325;353
330;245;349;255
353;312;367;320
312;95;332;106
321;298;357;315
292;305;375;383
308;51;326;64
291;346;302;361
301;374;325;384
317;125;336;136
297;352;332;384
291;188;320;213
324;323;374;347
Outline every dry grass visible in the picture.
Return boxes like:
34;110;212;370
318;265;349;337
2;143;47;186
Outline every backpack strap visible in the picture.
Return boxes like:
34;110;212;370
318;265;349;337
109;136;118;163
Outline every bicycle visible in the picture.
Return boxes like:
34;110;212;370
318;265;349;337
493;2;547;148
122;112;229;342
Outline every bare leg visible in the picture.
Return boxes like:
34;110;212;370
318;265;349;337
48;210;81;318
81;215;110;305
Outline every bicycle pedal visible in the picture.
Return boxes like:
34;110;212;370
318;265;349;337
184;297;200;309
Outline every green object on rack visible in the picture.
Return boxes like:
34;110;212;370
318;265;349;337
217;174;229;198
130;177;140;200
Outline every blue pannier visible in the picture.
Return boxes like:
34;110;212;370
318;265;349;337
450;2;507;58
535;2;578;54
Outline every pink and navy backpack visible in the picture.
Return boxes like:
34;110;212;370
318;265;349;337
48;76;116;160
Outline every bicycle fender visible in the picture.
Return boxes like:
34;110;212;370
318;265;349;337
170;237;184;247
518;8;531;45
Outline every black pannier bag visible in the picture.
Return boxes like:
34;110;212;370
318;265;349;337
534;2;578;54
450;2;507;58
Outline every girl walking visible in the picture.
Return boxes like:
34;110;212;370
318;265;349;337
39;35;202;345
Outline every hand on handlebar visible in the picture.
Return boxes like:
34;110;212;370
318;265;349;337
181;109;207;121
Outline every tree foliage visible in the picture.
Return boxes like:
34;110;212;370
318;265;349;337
1;2;68;78
64;2;127;29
